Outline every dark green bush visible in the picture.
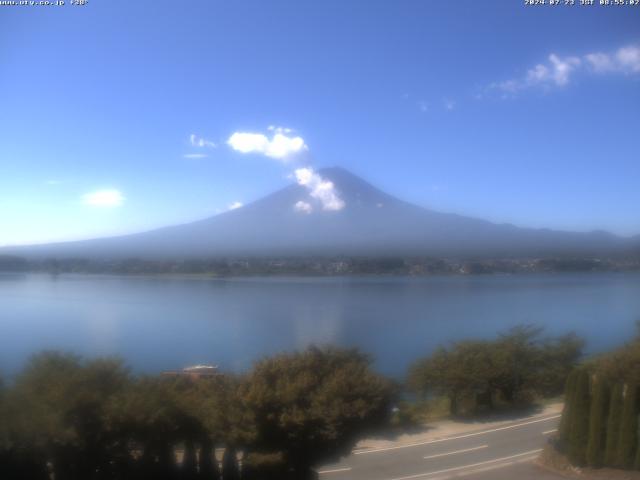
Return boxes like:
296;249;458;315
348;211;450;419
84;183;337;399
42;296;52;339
568;369;590;466
604;383;624;467
616;383;639;469
586;376;609;467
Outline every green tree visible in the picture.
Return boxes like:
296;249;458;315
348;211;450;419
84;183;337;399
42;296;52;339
240;346;394;479
491;325;544;405
198;437;218;479
616;383;638;469
408;326;583;416
596;333;640;386
537;333;585;397
0;375;6;451
110;376;201;479
568;369;590;466
184;374;245;480
0;372;49;479
604;383;624;466
407;347;453;409
222;446;240;480
408;341;495;415
586;375;609;467
8;352;131;480
242;452;288;480
558;370;578;450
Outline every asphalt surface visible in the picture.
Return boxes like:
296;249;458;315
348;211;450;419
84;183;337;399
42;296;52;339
317;413;564;480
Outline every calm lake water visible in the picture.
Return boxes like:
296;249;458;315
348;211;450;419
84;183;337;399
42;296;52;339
1;272;639;378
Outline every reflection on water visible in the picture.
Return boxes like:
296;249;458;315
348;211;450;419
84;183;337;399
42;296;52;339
1;273;639;377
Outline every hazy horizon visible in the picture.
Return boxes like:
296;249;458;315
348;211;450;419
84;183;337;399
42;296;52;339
2;165;640;250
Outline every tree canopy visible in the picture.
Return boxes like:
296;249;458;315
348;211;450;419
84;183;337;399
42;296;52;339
408;325;583;415
0;346;394;480
558;325;640;472
239;346;394;478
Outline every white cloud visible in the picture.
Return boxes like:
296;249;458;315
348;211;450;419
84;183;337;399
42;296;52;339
228;201;243;211
227;129;307;161
584;45;640;74
184;134;216;159
418;100;428;112
294;167;345;211
584;52;615;72
491;44;640;96
189;134;217;148
82;189;125;208
615;45;640;72
519;54;581;89
548;54;581;86
228;133;269;153
294;200;313;214
267;125;293;134
294;167;314;186
443;99;456;111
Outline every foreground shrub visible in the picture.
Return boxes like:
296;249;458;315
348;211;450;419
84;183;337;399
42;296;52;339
586;376;609;467
568;369;590;466
604;383;624;467
239;346;395;479
0;346;393;480
408;325;583;415
558;370;578;449
616;383;639;469
558;326;640;471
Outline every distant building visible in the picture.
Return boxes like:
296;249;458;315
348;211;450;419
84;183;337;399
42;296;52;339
161;364;220;379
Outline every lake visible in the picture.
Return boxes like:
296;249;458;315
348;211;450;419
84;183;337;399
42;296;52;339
1;272;639;378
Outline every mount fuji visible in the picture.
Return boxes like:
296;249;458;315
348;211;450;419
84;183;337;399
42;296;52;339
3;167;637;259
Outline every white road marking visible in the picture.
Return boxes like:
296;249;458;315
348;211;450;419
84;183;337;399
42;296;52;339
387;449;543;480
354;414;560;455
543;429;557;435
428;454;539;480
317;467;352;475
423;445;488;460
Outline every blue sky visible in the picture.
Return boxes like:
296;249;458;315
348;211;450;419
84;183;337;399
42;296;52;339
1;0;639;246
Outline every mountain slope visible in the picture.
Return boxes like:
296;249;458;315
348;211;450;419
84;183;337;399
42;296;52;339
3;167;636;259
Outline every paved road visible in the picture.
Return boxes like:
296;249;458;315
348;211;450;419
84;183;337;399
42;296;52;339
317;413;564;480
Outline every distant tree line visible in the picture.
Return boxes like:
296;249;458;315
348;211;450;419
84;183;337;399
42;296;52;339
2;255;640;276
0;256;28;272
0;347;394;480
557;324;640;470
407;326;584;416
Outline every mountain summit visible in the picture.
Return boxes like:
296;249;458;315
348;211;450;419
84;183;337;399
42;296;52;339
4;167;636;259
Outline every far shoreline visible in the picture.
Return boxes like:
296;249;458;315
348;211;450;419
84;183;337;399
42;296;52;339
2;269;640;282
3;253;640;278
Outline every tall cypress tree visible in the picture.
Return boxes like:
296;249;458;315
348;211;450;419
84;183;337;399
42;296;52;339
199;438;219;479
559;370;578;450
616;383;639;469
586;376;610;467
568;369;591;466
223;446;240;480
605;383;624;467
